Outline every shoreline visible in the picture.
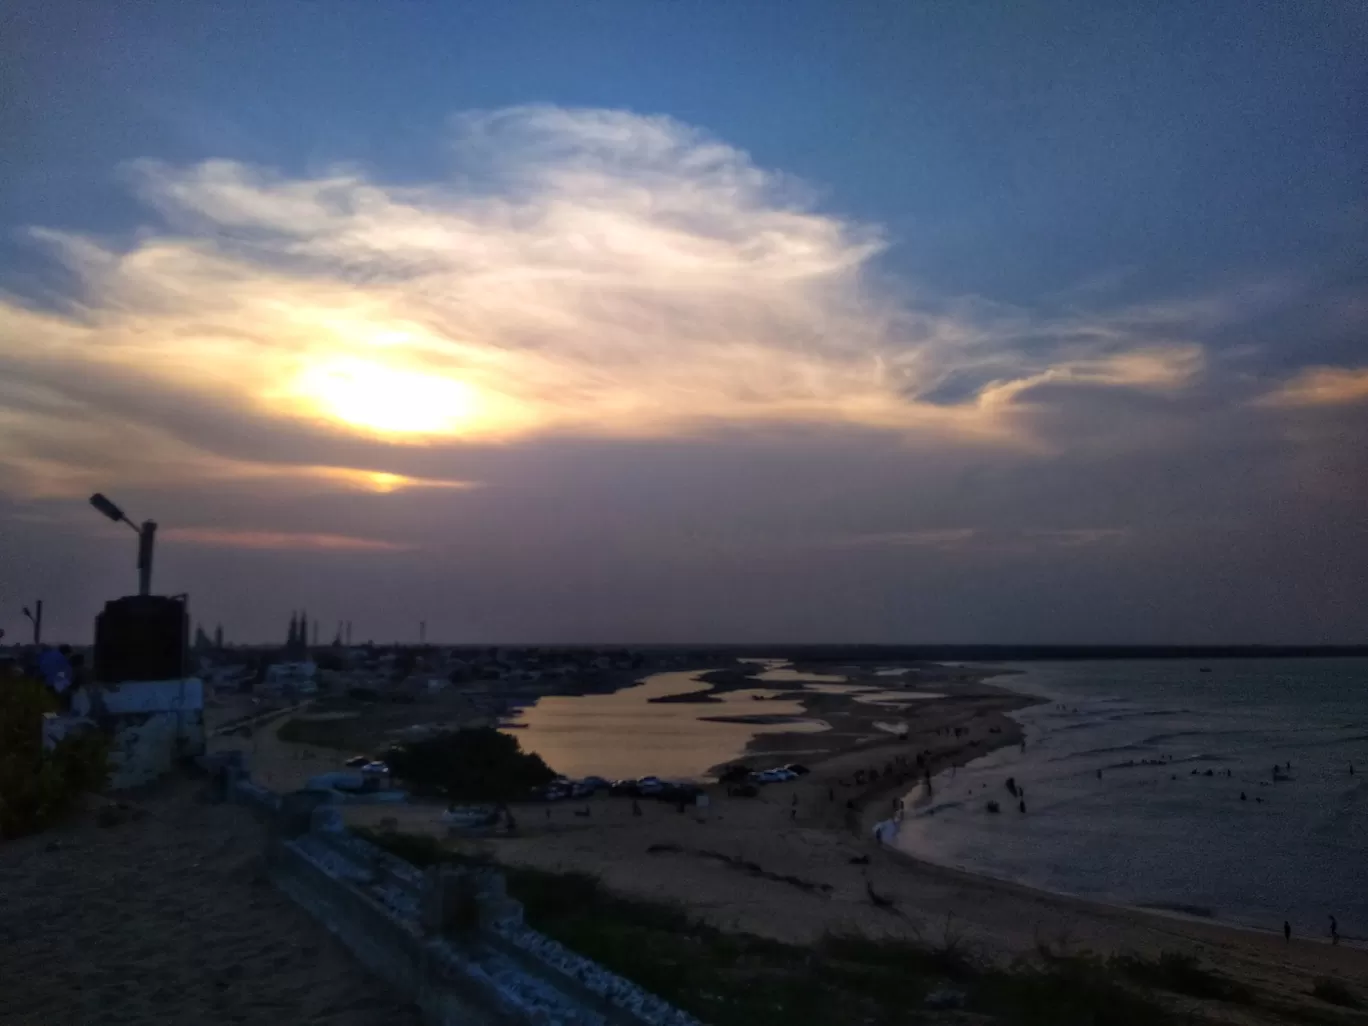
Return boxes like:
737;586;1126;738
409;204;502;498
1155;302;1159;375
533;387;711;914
850;677;1368;955
263;665;1368;1021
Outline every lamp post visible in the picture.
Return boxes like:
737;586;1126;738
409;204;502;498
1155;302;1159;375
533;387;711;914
89;493;157;596
21;601;42;644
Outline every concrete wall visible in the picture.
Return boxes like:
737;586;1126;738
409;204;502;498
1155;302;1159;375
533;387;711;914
72;678;206;789
220;770;699;1026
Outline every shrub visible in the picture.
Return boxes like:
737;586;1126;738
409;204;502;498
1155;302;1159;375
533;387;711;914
0;676;111;839
983;952;1170;1026
1111;949;1252;1003
360;828;1182;1026
1311;977;1361;1009
383;727;556;801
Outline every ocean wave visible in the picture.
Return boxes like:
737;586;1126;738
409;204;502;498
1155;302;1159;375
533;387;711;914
915;800;966;817
1138;728;1255;746
1048;742;1150;763
1052;719;1117;733
1313;782;1367;836
1098;707;1194;721
1102;752;1227;770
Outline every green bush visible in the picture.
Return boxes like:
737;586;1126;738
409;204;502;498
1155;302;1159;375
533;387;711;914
982;952;1169;1026
0;676;111;839
1311;977;1361;1009
357;828;1182;1026
383;727;556;801
1111;949;1252;1003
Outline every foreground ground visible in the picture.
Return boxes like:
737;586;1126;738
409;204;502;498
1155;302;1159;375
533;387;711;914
0;777;422;1026
22;676;1354;1026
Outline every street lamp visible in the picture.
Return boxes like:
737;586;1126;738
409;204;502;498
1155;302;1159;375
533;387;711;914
89;493;157;596
21;602;42;644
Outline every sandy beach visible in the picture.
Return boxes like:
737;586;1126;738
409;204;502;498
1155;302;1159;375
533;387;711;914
339;666;1368;1024
0;774;422;1026
23;670;1358;1025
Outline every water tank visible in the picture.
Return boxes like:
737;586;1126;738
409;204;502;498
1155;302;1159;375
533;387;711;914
94;595;189;683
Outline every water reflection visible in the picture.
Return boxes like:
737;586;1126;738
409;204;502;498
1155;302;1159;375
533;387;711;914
504;670;828;781
752;667;849;683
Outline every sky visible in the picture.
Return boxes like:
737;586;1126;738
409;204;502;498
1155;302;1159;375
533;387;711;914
2;0;1366;645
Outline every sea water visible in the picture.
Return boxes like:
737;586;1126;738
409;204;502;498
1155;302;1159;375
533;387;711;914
892;658;1368;941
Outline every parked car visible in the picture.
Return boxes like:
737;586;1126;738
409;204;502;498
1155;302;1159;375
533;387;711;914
580;776;610;792
783;763;811;776
609;779;640;797
360;761;390;775
636;776;665;795
344;755;369;768
656;782;703;804
752;768;795;784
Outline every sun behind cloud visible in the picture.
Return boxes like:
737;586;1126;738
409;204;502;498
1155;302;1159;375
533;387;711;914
286;358;483;439
0;105;1249;497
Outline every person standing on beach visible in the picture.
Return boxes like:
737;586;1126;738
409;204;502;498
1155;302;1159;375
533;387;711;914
1284;921;1291;943
1330;916;1340;945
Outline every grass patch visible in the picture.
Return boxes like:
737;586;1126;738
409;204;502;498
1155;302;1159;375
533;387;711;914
982;952;1174;1026
1311;977;1361;1009
356;828;1185;1026
1111;950;1253;1003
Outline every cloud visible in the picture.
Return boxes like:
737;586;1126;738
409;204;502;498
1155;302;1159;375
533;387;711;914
0;105;1229;503
1258;366;1368;408
1023;527;1131;547
161;528;414;552
833;527;1130;551
836;529;978;549
976;346;1203;409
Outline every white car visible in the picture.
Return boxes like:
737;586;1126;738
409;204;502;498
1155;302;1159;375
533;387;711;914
754;768;796;783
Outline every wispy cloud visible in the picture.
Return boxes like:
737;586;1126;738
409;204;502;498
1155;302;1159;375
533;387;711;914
162;528;414;552
835;529;978;549
1257;366;1368;408
835;527;1130;551
1023;528;1131;547
0;106;1233;500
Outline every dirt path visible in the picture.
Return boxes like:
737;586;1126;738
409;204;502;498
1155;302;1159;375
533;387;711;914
0;776;421;1026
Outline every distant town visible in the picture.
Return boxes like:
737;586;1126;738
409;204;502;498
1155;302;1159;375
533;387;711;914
180;612;732;736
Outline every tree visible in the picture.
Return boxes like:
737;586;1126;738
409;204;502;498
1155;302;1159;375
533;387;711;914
0;676;110;838
384;728;556;802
